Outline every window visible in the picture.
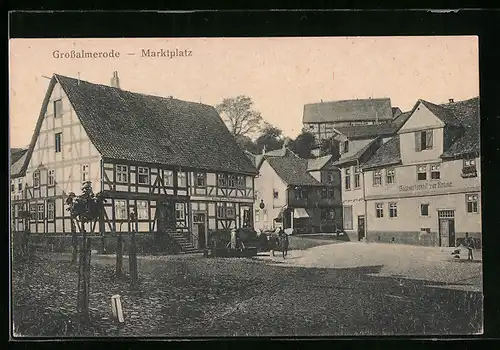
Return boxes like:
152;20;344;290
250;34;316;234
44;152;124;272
48;169;55;186
164;170;173;186
263;209;268;222
343;206;353;230
29;203;36;220
37;203;45;221
177;172;187;187
420;203;429;216
55;132;62;153
302;190;309;199
226;204;236;218
33;171;40;188
138;167;149;184
137;200;148;219
175;203;185;220
354;167;361;188
53;99;63;118
11;183;14;193
466;194;479;213
217;174;227;187
47;200;55;221
237;175;245;188
430;164;440;180
227;175;236;188
294;188;303;199
345;168;351;190
196;173;206;187
321;188;327;199
462;158;477;178
417;165;427;181
115;200;127;219
386;168;395;184
344;140;349;153
81;164;89;182
255;209;260;222
18;180;23;192
389;202;398;218
327;171;336;184
273;189;279;199
414;130;433;151
373;170;382;186
375;203;384;218
116;165;128;183
216;202;225;218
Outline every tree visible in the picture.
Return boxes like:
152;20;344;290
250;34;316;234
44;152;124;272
65;181;106;324
289;131;316;159
216;95;263;138
254;123;284;153
235;134;259;154
319;137;341;160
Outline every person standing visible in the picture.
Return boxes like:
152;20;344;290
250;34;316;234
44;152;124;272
464;232;474;261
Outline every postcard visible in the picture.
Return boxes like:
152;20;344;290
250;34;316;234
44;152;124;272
9;36;482;338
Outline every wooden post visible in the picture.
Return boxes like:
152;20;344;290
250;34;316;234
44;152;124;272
129;210;138;288
116;232;123;279
78;222;91;324
71;219;78;264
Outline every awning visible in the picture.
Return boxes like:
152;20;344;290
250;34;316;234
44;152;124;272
293;208;309;218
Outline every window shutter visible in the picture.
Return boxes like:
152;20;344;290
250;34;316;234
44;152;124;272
415;132;421;152
426;130;433;148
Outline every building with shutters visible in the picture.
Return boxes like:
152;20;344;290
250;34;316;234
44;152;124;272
247;145;342;233
336;97;481;246
9;72;258;252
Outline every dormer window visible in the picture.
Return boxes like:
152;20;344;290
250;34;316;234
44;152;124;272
343;140;349;153
414;130;433;152
462;158;477;178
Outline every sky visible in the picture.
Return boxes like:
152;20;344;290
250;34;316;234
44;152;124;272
9;36;479;148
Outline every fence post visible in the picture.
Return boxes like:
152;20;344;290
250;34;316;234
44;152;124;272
116;232;123;279
129;210;138;288
71;219;78;264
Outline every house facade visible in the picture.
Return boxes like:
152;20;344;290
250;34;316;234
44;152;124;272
338;97;481;247
10;72;258;251
250;147;342;233
303;98;398;143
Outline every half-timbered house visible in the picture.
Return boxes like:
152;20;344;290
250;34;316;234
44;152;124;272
12;72;258;251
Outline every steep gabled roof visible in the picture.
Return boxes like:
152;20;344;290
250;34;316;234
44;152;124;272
50;74;257;175
10;148;28;166
266;154;323;187
440;97;480;158
11;149;29;178
332;138;378;166
303;98;393;124
362;135;401;170
306;155;333;171
418;99;462;127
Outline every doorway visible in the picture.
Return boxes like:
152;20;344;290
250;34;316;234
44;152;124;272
357;216;365;241
157;201;176;232
193;212;207;249
438;210;456;247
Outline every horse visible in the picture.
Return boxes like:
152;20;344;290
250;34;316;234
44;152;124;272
271;232;289;258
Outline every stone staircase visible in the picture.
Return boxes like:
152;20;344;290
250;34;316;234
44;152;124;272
168;231;200;254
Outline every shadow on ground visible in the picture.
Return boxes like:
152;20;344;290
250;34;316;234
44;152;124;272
11;254;483;338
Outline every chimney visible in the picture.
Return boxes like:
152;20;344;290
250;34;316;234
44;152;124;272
262;145;267;155
111;71;120;88
448;98;454;103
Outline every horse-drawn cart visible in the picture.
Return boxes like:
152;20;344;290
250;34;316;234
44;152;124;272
206;228;259;258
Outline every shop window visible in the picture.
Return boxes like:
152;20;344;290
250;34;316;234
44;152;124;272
343;206;353;230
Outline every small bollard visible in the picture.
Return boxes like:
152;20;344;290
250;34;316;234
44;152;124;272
111;294;124;323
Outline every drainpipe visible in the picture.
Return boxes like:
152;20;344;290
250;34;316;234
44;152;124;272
358;159;368;243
